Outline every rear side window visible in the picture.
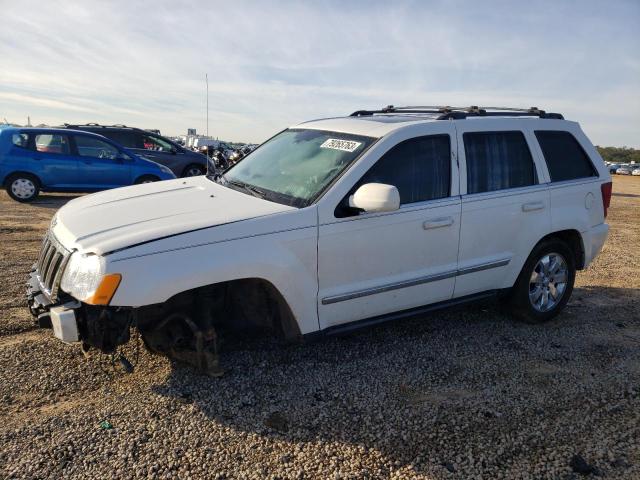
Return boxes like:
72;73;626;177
535;131;597;182
35;134;70;155
464;131;536;194
102;130;141;149
12;133;29;149
74;136;120;159
358;135;451;204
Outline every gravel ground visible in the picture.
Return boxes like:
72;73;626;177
1;177;639;479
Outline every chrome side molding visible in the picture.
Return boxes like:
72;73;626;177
321;257;510;305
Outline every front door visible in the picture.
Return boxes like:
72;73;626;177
318;127;461;329
72;135;131;189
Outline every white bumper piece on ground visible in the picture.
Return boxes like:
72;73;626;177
50;305;80;343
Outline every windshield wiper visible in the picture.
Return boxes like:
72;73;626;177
243;184;267;199
222;177;266;199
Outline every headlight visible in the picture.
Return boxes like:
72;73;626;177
60;253;121;305
159;165;173;174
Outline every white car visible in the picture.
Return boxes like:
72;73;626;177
616;165;635;175
27;106;611;374
632;167;640;176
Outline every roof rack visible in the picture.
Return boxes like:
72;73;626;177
63;123;132;129
349;105;564;120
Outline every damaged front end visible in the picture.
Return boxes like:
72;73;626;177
26;234;223;376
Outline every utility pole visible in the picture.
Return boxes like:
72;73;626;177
205;73;209;138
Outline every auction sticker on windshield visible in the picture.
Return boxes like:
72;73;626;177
320;138;362;153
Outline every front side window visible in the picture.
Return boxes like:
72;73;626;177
221;129;375;207
34;134;70;155
75;136;120;159
142;134;173;152
464;131;536;194
12;133;29;149
535;131;597;182
357;135;451;205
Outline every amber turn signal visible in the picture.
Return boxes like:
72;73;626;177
86;274;122;305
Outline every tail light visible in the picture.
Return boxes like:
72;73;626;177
600;181;612;218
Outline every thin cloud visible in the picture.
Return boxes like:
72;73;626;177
0;0;638;146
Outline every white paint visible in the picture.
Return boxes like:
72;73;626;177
48;114;610;335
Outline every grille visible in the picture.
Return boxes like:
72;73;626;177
35;232;70;300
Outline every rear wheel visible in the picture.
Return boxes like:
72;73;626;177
507;239;576;323
6;173;40;202
134;175;160;184
182;164;205;177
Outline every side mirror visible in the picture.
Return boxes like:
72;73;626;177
349;183;400;213
170;147;177;155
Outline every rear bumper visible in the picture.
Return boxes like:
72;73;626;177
582;223;609;268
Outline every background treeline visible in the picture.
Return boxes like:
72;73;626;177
597;146;640;164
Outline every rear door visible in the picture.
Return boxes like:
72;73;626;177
454;122;551;297
32;133;79;187
72;134;131;189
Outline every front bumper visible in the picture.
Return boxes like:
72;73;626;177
26;268;132;351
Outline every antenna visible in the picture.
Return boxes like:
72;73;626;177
205;73;209;138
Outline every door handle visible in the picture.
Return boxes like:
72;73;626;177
522;201;545;212
423;217;454;230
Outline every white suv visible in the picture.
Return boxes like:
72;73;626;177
27;106;612;373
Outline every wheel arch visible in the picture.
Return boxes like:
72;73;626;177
3;170;42;188
181;162;205;177
133;174;160;184
137;277;302;341
537;229;585;270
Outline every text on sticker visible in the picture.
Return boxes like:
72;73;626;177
320;138;362;153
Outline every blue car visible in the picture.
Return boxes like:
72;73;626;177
0;127;176;202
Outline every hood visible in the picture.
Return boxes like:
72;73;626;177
52;176;295;255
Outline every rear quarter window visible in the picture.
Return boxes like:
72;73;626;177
535;131;598;182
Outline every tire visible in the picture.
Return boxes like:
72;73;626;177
181;164;205;177
134;175;160;184
5;173;40;202
507;239;576;323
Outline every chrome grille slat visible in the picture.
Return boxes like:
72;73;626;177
44;253;62;288
34;231;70;300
41;247;57;285
37;239;52;272
36;237;50;271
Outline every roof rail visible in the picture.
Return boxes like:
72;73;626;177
62;123;131;128
349;105;564;120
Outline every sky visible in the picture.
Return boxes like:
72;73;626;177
0;0;639;147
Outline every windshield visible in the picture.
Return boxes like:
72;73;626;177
217;129;375;207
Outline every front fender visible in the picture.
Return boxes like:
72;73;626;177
106;209;319;334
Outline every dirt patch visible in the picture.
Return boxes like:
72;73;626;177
0;179;639;479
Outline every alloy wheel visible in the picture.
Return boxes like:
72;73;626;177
528;252;568;312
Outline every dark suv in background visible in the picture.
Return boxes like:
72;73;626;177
63;124;207;177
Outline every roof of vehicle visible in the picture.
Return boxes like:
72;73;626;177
61;123;158;134
295;105;569;138
0;125;124;139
